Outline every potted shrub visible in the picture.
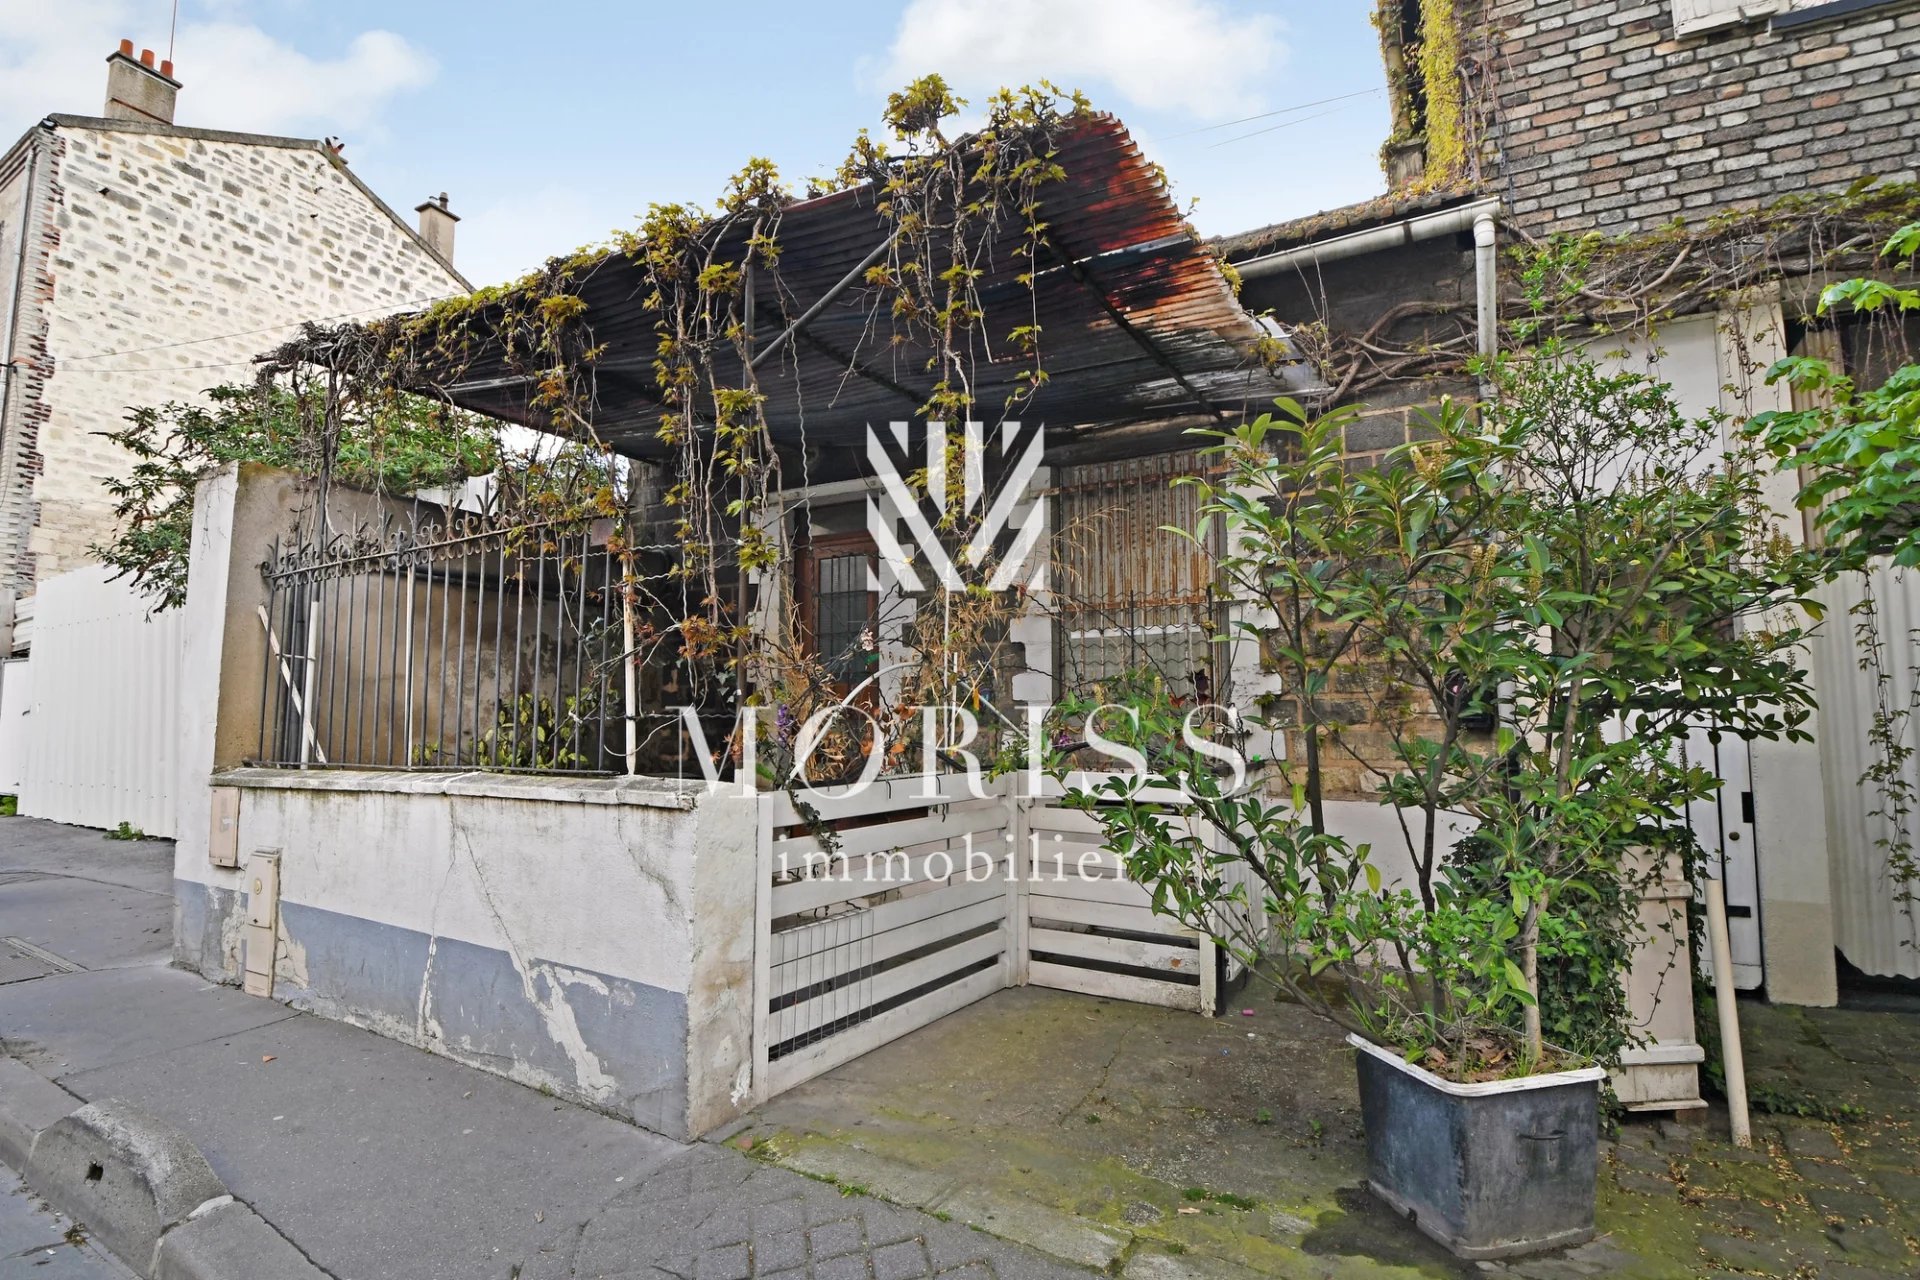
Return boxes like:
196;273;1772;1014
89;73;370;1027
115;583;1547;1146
1071;353;1822;1259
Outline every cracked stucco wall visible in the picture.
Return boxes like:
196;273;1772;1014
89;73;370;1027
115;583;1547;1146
173;770;757;1141
168;465;762;1139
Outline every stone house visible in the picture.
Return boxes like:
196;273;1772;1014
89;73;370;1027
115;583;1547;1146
0;40;469;652
1217;0;1920;1011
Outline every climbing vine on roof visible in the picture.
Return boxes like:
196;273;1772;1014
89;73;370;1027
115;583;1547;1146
160;78;1106;777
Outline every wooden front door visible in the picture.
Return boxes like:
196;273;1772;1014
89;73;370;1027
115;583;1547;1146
796;532;879;697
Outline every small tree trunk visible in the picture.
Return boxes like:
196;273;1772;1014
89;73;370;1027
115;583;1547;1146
1519;895;1544;1063
1303;720;1326;836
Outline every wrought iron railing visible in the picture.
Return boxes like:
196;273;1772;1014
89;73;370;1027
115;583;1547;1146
255;508;713;774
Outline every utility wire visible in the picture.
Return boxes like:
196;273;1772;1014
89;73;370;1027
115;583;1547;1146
1145;87;1385;144
73;357;277;375
1207;102;1374;149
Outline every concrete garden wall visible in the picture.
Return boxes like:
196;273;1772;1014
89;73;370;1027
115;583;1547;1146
173;769;757;1140
171;463;762;1142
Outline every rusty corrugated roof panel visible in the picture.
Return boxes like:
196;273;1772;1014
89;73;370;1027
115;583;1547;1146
403;113;1319;460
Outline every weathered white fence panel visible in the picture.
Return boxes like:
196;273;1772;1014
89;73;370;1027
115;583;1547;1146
1022;773;1212;1012
754;774;1015;1099
0;657;31;794
1811;563;1920;979
748;769;1257;1102
17;565;182;837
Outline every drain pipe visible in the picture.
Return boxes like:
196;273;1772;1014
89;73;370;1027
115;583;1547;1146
1473;208;1498;363
1235;196;1502;361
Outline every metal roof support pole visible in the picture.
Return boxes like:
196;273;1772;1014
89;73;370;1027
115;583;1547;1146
750;230;899;372
1039;230;1226;423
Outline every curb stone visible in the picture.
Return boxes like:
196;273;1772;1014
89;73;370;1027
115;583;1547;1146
0;1072;328;1280
27;1100;226;1272
0;1053;83;1169
152;1196;331;1280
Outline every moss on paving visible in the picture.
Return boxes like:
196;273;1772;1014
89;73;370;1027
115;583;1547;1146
749;989;1920;1278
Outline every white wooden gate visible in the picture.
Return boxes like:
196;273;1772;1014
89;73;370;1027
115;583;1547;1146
749;771;1252;1101
1680;727;1764;989
14;565;182;836
753;773;1018;1100
1021;776;1228;1012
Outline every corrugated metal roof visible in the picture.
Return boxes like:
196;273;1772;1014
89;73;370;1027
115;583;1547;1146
396;114;1319;461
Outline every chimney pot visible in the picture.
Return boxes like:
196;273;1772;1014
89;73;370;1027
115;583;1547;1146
105;42;180;124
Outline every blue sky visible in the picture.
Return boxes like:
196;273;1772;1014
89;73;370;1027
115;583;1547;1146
2;1;1395;289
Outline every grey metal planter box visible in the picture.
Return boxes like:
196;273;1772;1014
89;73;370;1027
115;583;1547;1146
1349;1034;1605;1260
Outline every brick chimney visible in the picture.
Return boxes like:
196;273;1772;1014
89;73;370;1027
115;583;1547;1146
414;193;459;266
104;40;180;125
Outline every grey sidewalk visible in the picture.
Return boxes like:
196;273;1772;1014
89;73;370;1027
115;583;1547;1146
0;819;1094;1280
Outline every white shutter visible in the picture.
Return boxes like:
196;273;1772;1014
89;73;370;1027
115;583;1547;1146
1672;0;1786;34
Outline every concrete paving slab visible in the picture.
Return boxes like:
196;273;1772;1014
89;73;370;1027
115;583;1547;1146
0;877;171;973
750;986;1920;1279
0;1056;82;1168
0;968;297;1078
60;1011;684;1280
151;1199;327;1280
0;822;173;897
934;1186;1132;1271
779;1143;958;1210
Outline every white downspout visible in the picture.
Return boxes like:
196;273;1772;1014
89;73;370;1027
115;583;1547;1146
1232;195;1502;367
1473;208;1498;362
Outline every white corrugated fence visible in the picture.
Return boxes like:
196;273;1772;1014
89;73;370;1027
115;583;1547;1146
13;564;182;837
1811;561;1920;979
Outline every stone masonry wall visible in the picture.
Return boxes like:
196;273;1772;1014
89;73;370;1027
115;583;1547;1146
1481;0;1920;236
1;118;463;597
0;132;58;614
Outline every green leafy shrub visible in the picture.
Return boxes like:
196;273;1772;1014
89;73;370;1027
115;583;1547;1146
1075;352;1821;1078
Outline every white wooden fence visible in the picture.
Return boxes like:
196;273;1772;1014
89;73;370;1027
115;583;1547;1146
9;565;182;837
754;773;1018;1098
750;770;1244;1101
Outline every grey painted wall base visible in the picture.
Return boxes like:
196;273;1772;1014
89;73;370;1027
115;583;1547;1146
174;880;694;1138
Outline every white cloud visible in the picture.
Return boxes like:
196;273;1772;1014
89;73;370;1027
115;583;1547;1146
870;0;1285;122
172;24;435;136
0;0;434;143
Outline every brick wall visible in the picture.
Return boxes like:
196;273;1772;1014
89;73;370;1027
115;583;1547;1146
1483;0;1920;235
0;119;463;597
